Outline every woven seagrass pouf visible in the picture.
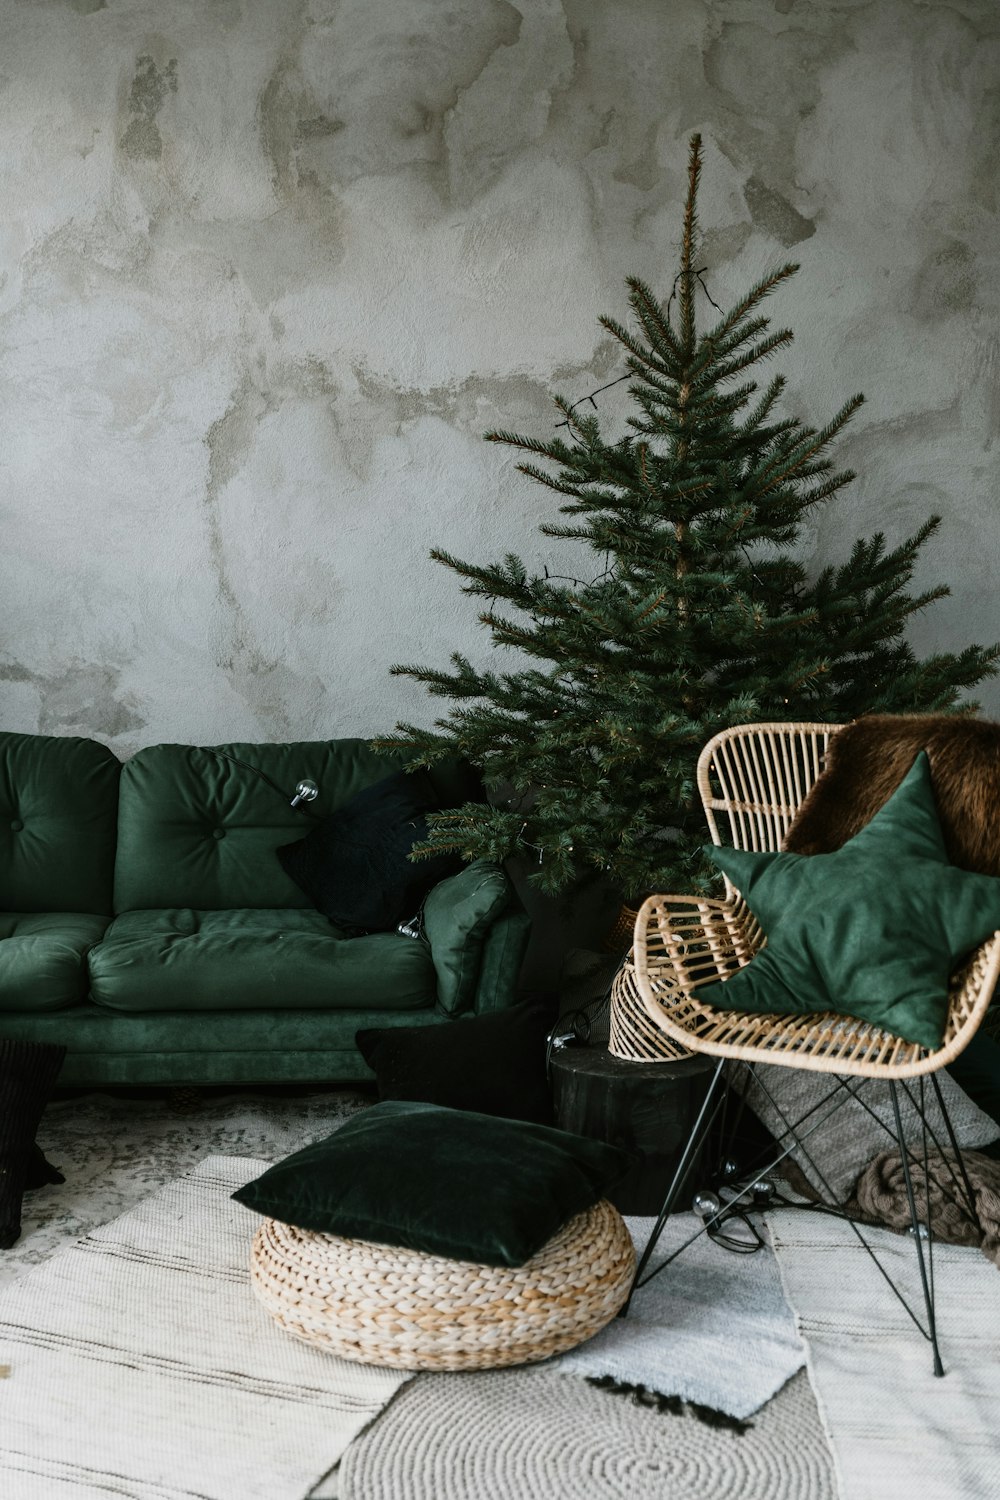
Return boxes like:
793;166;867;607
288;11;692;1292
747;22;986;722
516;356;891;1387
249;1198;636;1371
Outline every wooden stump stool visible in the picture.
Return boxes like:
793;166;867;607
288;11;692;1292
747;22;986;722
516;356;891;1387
550;1044;716;1214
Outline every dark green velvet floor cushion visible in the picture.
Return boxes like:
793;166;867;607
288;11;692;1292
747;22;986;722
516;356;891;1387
0;914;108;1011
233;1100;634;1266
88;909;438;1013
356;999;555;1124
702;752;1000;1050
422;861;512;1015
276;769;463;933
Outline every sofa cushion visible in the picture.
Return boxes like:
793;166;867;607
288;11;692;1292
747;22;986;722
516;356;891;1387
88;909;438;1013
276;769;463;933
0;1006;446;1087
422;861;512;1014
114;740;480;913
0;732;120;915
0;913;107;1012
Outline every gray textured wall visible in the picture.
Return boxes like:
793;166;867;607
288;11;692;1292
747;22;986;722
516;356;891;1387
1;0;998;754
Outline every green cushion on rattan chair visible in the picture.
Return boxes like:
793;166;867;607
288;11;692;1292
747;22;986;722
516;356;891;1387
701;752;1000;1050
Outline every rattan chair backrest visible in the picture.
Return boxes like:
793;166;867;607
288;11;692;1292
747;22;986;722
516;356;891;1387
696;721;840;853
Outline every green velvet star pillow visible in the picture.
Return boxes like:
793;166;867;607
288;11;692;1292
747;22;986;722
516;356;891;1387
700;751;1000;1050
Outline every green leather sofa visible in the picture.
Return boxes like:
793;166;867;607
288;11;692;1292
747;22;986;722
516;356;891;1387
0;732;530;1087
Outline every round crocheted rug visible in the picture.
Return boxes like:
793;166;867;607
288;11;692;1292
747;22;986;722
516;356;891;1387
338;1367;835;1500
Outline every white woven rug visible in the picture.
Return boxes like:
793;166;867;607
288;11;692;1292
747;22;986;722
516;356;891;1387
340;1366;835;1500
769;1208;1000;1500
0;1155;409;1500
555;1212;806;1419
4;1088;370;1293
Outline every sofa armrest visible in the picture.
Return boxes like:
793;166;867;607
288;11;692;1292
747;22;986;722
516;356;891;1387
467;905;532;1016
421;860;529;1016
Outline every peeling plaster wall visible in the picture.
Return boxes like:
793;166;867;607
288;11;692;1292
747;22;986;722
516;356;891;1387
1;0;998;756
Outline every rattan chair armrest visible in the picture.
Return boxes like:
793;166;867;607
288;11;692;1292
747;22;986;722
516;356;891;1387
932;929;1000;1073
629;892;763;1055
632;892;762;984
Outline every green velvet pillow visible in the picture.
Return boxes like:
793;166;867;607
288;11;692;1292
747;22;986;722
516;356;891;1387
421;860;511;1015
700;752;1000;1050
232;1100;634;1267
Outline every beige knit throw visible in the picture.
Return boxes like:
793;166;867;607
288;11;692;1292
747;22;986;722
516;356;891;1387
852;1149;1000;1269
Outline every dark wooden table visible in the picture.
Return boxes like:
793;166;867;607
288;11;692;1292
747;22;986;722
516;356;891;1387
550;1043;716;1215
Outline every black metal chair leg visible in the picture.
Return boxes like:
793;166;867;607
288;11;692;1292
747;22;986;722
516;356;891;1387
926;1069;983;1230
620;1057;727;1314
889;1081;945;1377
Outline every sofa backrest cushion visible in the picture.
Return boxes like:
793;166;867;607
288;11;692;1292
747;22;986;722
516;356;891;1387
0;731;121;915
113;739;482;912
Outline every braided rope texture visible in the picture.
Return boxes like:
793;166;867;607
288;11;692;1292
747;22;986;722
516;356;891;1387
250;1199;636;1371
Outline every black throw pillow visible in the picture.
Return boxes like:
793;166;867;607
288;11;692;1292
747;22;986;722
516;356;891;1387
24;1141;65;1191
276;768;464;933
233;1100;635;1266
356;999;557;1126
0;1039;66;1249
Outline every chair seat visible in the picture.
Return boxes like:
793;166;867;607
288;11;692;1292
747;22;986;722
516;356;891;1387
88;909;438;1013
633;893;1000;1080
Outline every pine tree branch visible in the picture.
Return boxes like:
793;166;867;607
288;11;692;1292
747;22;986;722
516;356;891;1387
514;464;592;498
796;471;856;508
708;329;794;385
701;264;799;346
695;314;770;368
743;374;788;431
484;427;585;464
625;365;682;403
599;315;678;376
749;394;864;501
624;277;683;364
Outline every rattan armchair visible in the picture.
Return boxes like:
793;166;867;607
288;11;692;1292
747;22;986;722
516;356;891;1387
628;722;1000;1375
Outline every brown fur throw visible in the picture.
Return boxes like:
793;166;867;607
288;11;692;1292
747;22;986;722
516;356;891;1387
783;714;1000;876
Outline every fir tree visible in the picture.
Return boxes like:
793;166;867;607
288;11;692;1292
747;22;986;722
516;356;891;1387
380;135;999;899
